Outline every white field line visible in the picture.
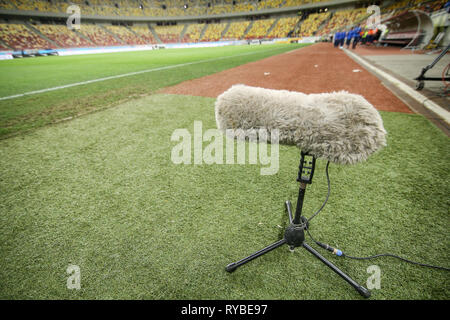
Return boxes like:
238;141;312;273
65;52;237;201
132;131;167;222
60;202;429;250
344;48;450;125
0;47;283;101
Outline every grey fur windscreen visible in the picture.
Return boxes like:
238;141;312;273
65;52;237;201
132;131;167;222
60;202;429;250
215;85;387;165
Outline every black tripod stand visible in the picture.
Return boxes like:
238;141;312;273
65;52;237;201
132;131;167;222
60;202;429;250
225;152;371;298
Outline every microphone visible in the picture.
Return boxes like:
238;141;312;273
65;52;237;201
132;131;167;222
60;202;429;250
215;85;387;165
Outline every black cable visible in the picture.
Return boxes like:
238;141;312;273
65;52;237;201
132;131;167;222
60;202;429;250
343;253;450;271
306;160;330;223
306;228;450;271
306;162;450;272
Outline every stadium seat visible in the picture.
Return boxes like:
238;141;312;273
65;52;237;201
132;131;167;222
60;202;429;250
245;19;276;39
14;0;62;13
2;0;333;18
153;24;184;43
2;0;448;48
298;12;331;37
257;0;284;10
0;23;54;50
78;24;124;46
35;24;93;48
128;24;157;44
105;25;149;45
222;21;251;40
284;0;323;8
4;0;448;19
0;0;17;10
181;23;205;43
267;17;299;38
201;23;228;42
318;8;366;36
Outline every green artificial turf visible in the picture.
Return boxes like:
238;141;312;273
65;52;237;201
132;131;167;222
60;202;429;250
0;43;306;138
0;93;448;300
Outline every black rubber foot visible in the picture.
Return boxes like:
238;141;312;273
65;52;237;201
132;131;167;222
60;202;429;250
225;263;237;273
356;286;371;298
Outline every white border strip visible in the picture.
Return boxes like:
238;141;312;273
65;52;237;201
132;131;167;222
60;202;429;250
0;46;284;102
344;48;450;125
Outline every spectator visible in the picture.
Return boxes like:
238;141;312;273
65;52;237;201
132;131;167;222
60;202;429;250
361;28;369;45
444;1;450;13
367;28;375;45
339;31;345;48
333;31;340;47
352;26;361;49
345;29;353;48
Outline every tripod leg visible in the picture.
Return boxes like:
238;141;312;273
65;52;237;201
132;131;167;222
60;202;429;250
226;239;286;273
302;243;371;298
285;200;293;224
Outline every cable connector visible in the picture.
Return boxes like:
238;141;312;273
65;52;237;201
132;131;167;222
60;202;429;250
315;241;343;256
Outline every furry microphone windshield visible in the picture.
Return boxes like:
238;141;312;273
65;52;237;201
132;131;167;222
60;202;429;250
215;84;387;165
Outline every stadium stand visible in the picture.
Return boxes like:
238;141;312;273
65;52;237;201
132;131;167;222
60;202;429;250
4;0;446;19
73;0;118;16
297;12;331;37
245;19;276;39
0;0;17;10
283;0;325;8
0;0;351;17
14;0;62;13
0;0;448;50
233;1;257;13
35;24;93;48
58;0;124;16
257;0;284;10
112;0;144;17
0;23;53;50
181;23;205;42
153;24;184;43
382;0;448;13
317;8;367;36
128;24;157;44
207;4;231;15
105;25;149;45
78;24;124;46
199;0;255;15
267;16;300;38
201;22;228;42
222;20;251;40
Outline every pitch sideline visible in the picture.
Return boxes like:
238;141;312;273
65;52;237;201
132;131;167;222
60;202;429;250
0;46;298;102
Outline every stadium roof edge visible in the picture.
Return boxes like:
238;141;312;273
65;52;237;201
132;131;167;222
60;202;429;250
0;0;372;23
